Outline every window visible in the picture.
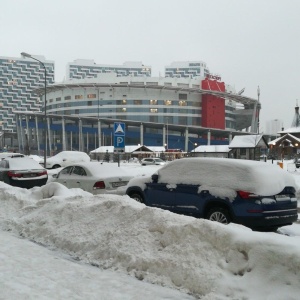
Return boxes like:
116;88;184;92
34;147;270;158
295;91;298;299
49;99;53;103
60;166;73;175
75;95;83;99
64;96;71;100
179;94;187;100
150;99;157;105
88;101;92;106
164;100;172;106
72;166;87;176
179;100;187;106
87;94;96;99
122;108;127;112
134;100;142;105
56;97;61;101
150;108;158;113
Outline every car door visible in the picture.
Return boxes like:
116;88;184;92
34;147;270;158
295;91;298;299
67;166;89;191
173;184;206;217
144;182;177;212
55;166;74;188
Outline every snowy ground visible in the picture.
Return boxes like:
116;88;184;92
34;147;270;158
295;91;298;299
0;160;300;299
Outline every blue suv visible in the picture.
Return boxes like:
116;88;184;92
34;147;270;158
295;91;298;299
126;158;298;231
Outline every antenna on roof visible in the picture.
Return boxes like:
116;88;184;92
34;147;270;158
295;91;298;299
237;87;245;95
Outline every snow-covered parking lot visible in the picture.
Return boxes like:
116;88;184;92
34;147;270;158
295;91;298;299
1;160;300;299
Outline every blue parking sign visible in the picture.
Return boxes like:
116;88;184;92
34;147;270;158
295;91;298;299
114;122;125;151
114;122;125;136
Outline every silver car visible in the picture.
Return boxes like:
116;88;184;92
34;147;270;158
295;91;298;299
52;162;133;194
140;158;166;166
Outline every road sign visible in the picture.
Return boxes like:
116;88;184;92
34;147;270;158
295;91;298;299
114;136;125;149
114;122;125;151
114;122;125;136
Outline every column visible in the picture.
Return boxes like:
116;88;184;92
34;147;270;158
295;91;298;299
98;120;102;148
62;117;66;151
140;123;144;145
19;116;25;153
162;125;166;146
207;130;211;145
47;117;52;156
16;115;22;153
228;132;233;143
184;127;189;152
35;116;41;156
25;115;30;155
79;118;83;151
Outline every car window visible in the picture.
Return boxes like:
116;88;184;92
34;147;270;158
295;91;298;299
71;166;87;176
59;166;73;175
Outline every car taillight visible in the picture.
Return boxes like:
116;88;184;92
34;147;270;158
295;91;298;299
237;191;258;199
7;171;23;178
37;171;48;176
93;181;105;189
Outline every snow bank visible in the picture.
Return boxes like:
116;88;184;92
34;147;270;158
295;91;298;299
1;182;300;299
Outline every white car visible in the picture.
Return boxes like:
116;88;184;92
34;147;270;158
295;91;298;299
0;152;25;160
52;162;133;194
140;158;166;166
40;151;90;169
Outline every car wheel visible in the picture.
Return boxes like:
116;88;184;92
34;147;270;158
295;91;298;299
206;207;231;224
130;193;144;203
52;164;61;169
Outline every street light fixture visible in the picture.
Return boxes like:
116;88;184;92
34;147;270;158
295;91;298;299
21;52;47;167
194;143;198;156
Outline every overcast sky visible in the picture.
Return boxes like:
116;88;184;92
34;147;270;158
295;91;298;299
1;0;300;132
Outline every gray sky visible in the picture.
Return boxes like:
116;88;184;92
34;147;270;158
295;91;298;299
1;0;300;132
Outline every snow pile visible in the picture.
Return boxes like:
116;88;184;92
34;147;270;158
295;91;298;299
0;182;300;299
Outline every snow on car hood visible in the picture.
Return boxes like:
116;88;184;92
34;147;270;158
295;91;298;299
156;158;297;196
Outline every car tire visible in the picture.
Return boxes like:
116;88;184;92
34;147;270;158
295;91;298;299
52;164;61;169
206;207;231;224
130;193;144;203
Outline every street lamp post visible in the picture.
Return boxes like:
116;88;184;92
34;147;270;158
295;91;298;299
21;52;47;167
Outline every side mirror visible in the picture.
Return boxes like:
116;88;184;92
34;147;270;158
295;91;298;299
151;174;158;183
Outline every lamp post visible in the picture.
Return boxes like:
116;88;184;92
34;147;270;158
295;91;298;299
21;52;47;167
194;143;197;156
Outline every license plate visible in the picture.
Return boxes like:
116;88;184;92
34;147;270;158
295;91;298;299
275;195;290;201
112;181;128;188
23;173;37;178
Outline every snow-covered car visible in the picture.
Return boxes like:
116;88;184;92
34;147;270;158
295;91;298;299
0;152;25;160
52;162;133;194
28;155;44;163
0;157;48;188
140;158;166;166
126;157;298;231
40;151;90;169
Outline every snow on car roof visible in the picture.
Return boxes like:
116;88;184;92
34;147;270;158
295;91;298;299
5;157;45;170
157;157;296;196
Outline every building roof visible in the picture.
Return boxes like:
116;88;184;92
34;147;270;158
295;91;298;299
229;134;268;149
268;133;300;146
193;145;231;153
90;145;162;154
